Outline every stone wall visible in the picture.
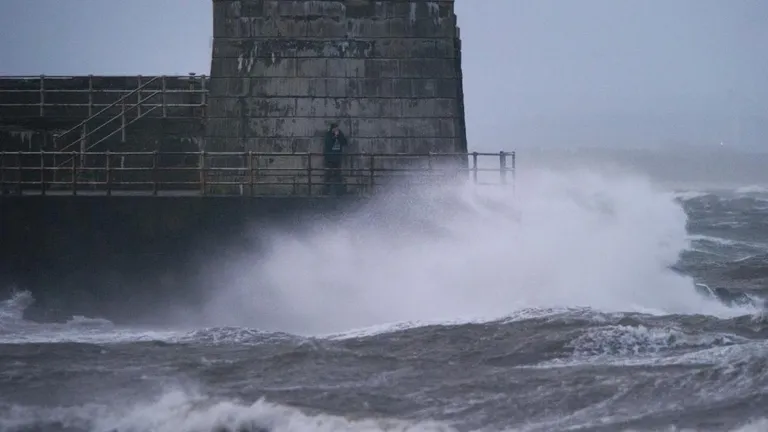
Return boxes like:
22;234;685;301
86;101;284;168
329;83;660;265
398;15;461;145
0;194;359;323
207;0;468;193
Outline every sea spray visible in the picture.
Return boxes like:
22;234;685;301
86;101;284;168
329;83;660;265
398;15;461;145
197;167;746;335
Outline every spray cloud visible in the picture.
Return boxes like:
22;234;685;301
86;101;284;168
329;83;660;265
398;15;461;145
197;167;742;336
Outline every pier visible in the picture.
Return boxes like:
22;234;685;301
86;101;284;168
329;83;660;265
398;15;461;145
0;0;517;323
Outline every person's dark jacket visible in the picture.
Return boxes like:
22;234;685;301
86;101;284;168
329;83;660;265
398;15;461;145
323;130;347;164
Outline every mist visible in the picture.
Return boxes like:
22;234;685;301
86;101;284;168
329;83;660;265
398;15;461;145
191;168;747;336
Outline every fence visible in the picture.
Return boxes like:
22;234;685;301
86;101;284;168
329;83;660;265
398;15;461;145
0;74;207;119
0;151;515;197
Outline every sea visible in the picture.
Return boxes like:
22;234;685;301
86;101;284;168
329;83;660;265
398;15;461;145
2;168;768;432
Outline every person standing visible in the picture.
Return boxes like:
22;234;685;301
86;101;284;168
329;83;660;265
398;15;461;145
323;123;347;195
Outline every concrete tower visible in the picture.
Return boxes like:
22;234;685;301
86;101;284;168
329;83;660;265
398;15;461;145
206;0;468;193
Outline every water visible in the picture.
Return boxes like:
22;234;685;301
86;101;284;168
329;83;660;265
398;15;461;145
2;168;768;431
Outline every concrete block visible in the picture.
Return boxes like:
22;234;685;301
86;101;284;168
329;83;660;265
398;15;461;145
345;19;390;38
327;59;366;78
307;17;347;38
400;98;457;118
324;78;348;97
295;97;349;117
249;58;298;77
297;59;327;77
207;118;242;138
246;117;341;138
213;39;376;59
348;99;401;118
363;59;399;78
399;59;456;78
249;78;314;97
352;118;445;138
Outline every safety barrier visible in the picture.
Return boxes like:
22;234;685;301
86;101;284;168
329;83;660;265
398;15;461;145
0;151;515;197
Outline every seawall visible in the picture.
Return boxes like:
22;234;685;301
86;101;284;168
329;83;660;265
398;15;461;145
0;195;364;324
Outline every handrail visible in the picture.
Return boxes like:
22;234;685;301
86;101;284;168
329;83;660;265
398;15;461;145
0;151;516;197
54;76;163;147
0;74;207;79
58;93;161;155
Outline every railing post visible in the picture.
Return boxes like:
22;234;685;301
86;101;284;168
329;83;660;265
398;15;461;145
500;151;507;185
88;75;93;117
40;150;46;195
200;74;207;107
199;151;206;195
80;124;87;168
161;75;167;118
72;152;78;196
511;151;516;192
121;99;127;143
307;152;313;196
137;75;142;118
472;152;478;184
17;151;22;196
106;150;112;196
39;75;45;117
369;153;375;194
152;151;158;196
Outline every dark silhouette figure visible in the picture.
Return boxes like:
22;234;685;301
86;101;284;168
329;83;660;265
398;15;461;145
323;123;348;195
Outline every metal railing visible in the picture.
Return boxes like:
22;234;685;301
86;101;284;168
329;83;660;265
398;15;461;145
0;74;207;118
0;151;515;197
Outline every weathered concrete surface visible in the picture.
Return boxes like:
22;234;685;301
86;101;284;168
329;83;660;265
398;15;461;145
0;76;207;154
207;0;468;193
0;194;363;324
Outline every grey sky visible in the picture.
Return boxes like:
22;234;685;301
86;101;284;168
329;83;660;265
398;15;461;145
1;0;766;150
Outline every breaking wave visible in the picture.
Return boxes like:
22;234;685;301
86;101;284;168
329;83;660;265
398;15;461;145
197;168;752;336
0;390;456;432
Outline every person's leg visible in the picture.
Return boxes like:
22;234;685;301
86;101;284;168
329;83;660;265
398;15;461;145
323;161;332;195
330;160;342;196
324;159;339;195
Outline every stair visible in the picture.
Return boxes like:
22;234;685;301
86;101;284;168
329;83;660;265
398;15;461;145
55;76;163;167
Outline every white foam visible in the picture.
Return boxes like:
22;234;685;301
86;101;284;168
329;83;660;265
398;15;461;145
197;168;752;336
735;185;768;195
0;389;457;432
672;190;709;201
569;324;747;357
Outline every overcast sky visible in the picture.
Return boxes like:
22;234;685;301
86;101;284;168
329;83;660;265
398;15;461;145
1;0;766;150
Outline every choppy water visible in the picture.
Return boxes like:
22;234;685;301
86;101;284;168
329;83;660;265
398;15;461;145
2;173;768;432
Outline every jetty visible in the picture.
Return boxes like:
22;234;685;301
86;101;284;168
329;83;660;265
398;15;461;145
0;0;516;323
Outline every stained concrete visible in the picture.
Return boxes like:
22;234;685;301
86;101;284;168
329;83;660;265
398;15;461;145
206;0;468;193
0;194;363;323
